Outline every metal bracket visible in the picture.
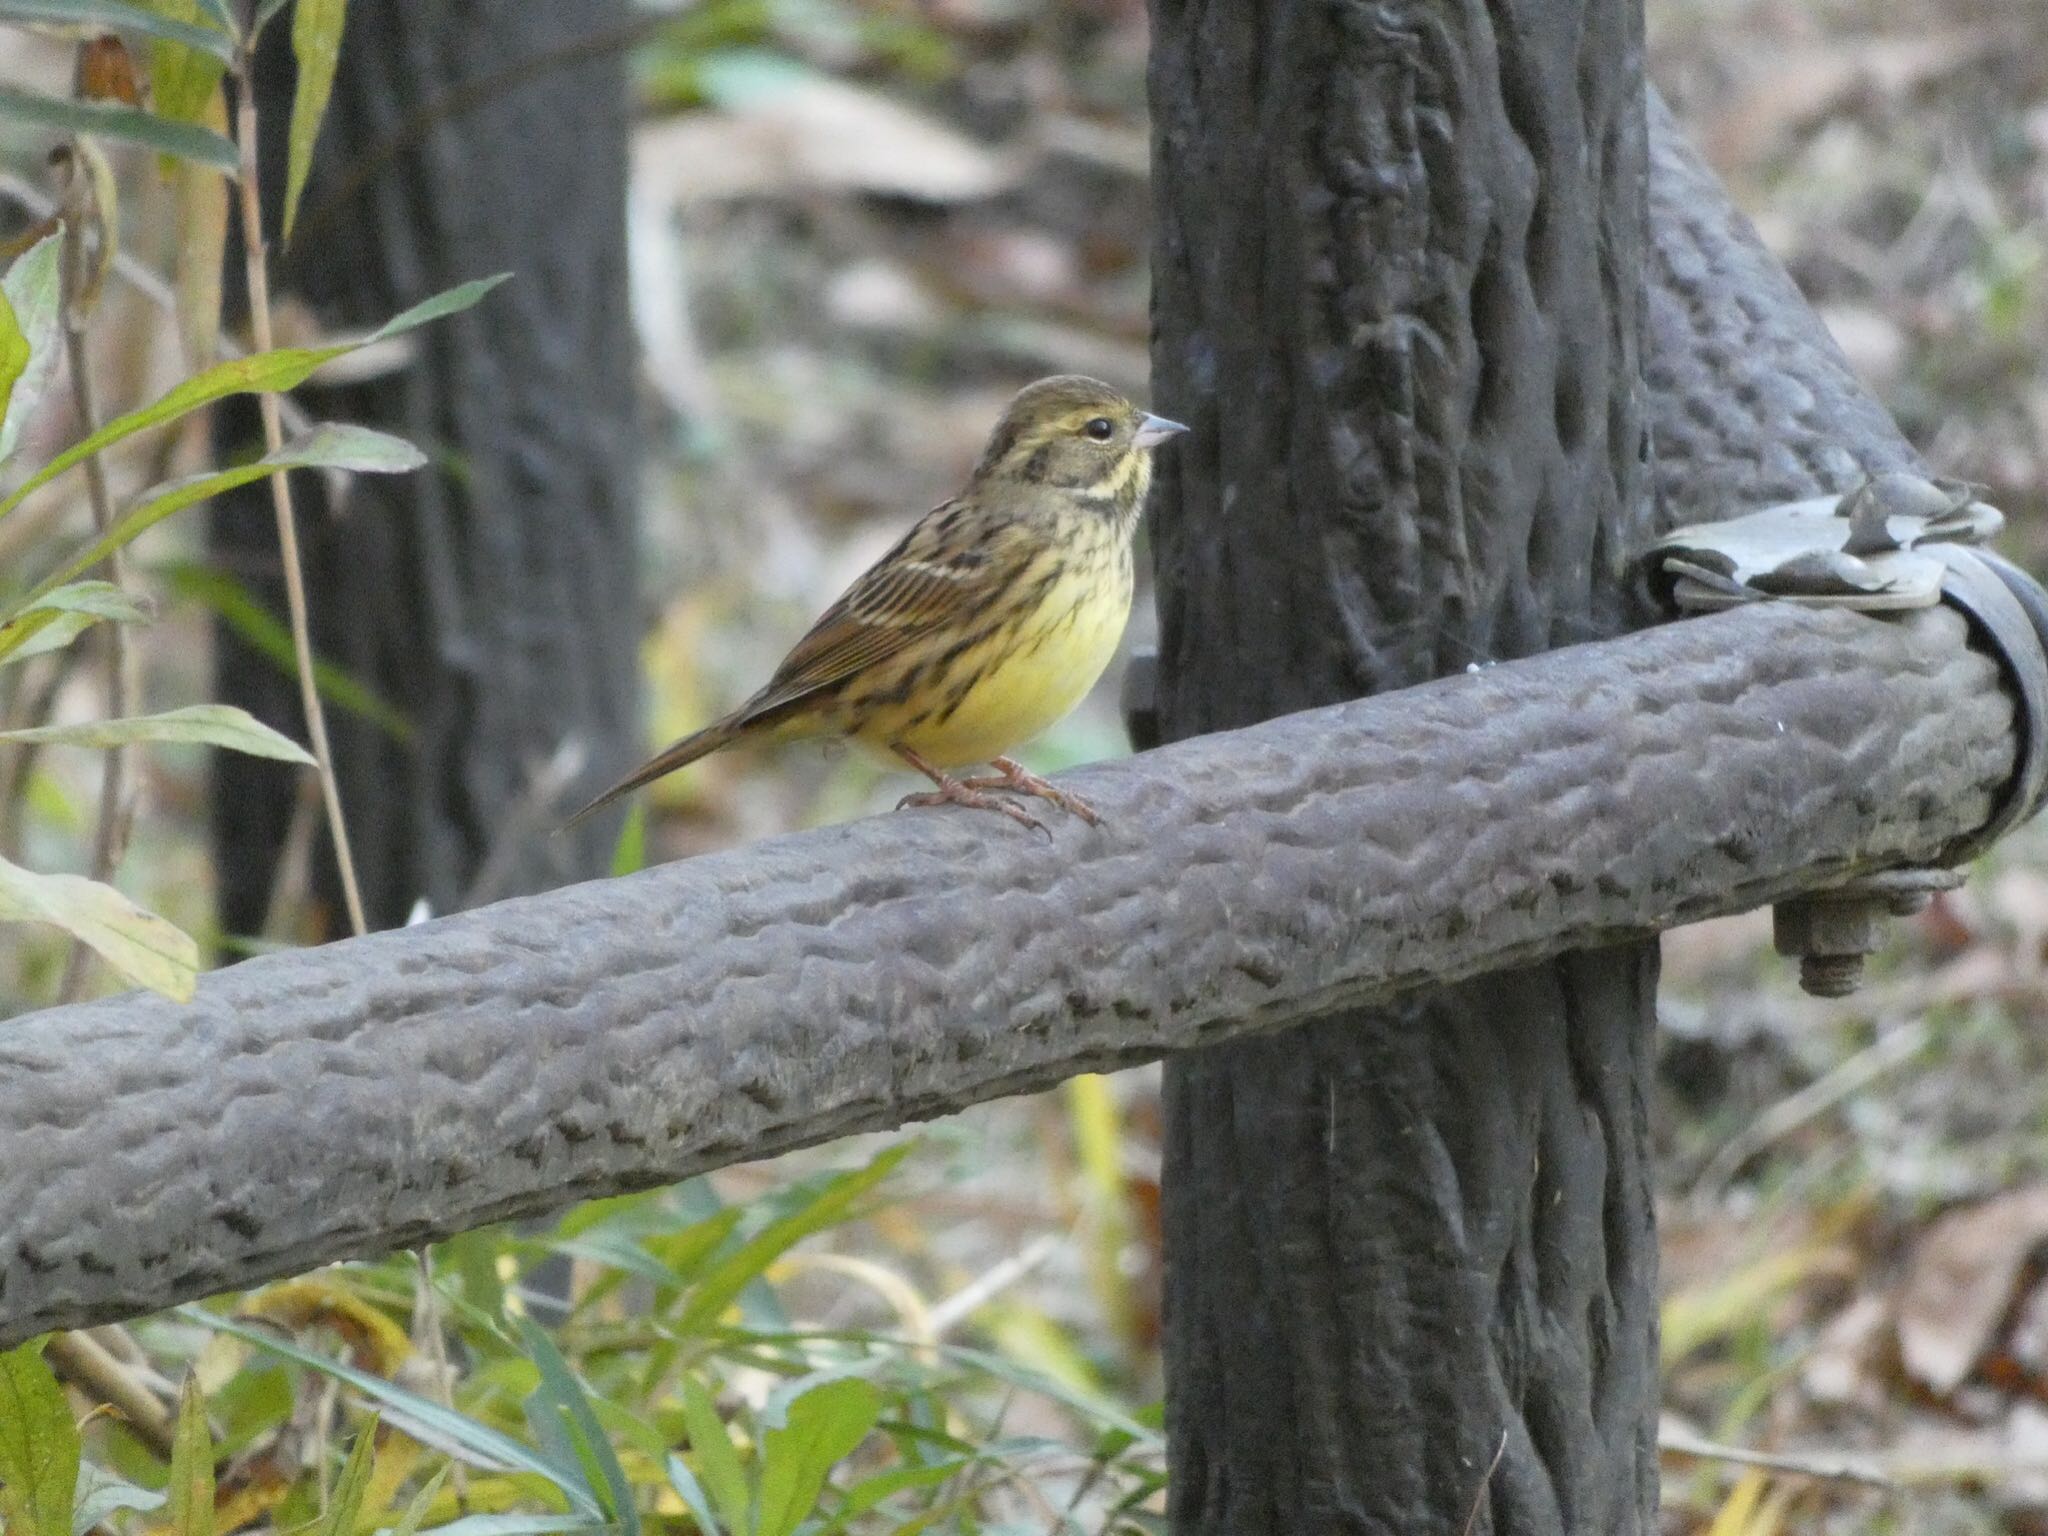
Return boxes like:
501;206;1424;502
1644;474;2048;995
1644;472;2002;614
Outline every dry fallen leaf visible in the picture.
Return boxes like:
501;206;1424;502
634;77;1018;207
1897;1186;2048;1397
1804;1292;1893;1412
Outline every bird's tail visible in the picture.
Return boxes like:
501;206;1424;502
559;716;748;832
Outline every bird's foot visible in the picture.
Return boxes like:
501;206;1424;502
958;756;1103;827
896;778;1048;837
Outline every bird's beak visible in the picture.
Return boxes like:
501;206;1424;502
1133;412;1189;450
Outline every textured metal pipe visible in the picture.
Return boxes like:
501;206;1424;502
0;601;2015;1347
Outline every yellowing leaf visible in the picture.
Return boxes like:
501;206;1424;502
1704;1469;1770;1536
70;135;121;320
283;0;347;243
0;1338;81;1536
241;1278;413;1376
0;854;199;1000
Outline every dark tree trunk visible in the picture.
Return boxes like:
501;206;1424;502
1146;2;1658;1532
211;0;641;935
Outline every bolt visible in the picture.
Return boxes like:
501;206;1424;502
1773;893;1889;999
1798;952;1866;998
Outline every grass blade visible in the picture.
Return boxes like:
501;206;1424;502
180;1308;598;1510
514;1317;639;1536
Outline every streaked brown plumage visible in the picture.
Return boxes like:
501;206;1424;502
566;375;1186;833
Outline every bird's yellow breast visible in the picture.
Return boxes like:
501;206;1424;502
850;546;1133;770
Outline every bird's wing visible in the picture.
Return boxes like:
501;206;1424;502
735;500;1022;723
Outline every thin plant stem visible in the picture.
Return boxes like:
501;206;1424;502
229;35;465;1474
43;1331;175;1458
55;158;140;1004
228;58;367;938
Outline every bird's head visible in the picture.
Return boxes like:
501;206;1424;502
970;375;1187;519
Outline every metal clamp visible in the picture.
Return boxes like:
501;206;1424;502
1643;474;2048;994
1643;472;2003;615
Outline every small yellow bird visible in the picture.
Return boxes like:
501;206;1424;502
566;375;1187;834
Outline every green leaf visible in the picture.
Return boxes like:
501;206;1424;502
282;0;345;243
0;229;66;465
754;1378;881;1536
0;1339;81;1536
318;1415;379;1536
0;86;239;170
0;273;505;524
0;702;314;763
0;580;150;667
7;423;427;623
0;288;29;444
662;1454;723;1536
678;1378;749;1536
514;1318;639;1536
162;562;411;741
679;1143;913;1332
178;1309;598;1508
72;1465;167;1536
378;1464;447;1536
929;1344;1159;1445
0;854;198;999
821;1457;971;1531
413;1519;595;1536
0;1;234;57
166;1376;215;1536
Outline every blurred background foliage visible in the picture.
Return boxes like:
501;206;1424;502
0;0;2046;1531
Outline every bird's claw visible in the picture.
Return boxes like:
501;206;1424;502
897;783;1050;838
959;757;1104;827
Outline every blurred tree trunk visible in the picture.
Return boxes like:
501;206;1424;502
211;0;641;936
1147;2;1659;1532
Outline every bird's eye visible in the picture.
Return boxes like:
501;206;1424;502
1083;417;1115;441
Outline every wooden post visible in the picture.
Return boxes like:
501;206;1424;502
210;0;642;933
1147;2;1659;1528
